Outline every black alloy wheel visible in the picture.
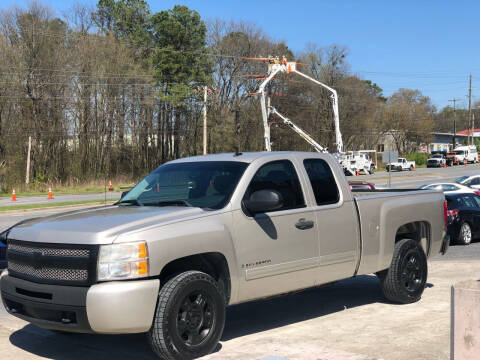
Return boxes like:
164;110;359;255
175;290;216;347
400;250;424;293
148;271;225;360
377;238;427;304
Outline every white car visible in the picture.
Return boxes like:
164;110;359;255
386;158;415;171
420;182;479;194
454;175;480;189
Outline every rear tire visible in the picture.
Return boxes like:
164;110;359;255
457;222;472;245
148;271;226;360
377;239;427;304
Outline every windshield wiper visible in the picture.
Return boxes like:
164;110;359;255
117;199;144;206
144;200;194;207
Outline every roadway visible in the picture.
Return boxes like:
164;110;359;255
359;162;480;188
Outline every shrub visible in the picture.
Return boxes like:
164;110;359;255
405;152;429;166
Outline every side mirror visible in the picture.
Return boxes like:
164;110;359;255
243;189;283;215
121;191;129;199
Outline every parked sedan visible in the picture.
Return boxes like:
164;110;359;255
419;183;480;194
455;175;480;189
445;193;480;245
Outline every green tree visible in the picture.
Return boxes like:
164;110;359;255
150;5;212;104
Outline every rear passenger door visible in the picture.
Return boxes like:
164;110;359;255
302;158;359;283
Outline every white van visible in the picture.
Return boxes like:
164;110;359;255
453;145;478;164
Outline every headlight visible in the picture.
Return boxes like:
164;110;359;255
97;241;149;281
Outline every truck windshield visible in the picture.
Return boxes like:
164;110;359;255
119;161;249;210
455;150;465;155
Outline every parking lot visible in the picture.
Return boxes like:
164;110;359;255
0;250;478;360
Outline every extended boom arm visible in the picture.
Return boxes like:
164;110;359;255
269;107;327;153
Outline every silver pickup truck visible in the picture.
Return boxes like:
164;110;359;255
0;152;449;360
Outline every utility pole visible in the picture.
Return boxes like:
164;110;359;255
468;74;472;145
25;136;31;187
449;98;462;149
203;86;207;155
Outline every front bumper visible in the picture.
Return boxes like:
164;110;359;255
1;271;159;334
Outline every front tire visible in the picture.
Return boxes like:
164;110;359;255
457;222;472;245
377;239;427;304
148;271;226;360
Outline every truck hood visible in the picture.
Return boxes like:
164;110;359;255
8;205;207;245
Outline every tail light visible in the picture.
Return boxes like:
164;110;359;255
447;209;459;217
443;201;448;227
475;191;480;196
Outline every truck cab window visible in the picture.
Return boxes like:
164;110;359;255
303;159;340;205
245;160;305;212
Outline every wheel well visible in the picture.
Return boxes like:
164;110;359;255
395;221;431;256
159;252;231;304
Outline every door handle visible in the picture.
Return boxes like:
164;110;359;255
295;218;314;230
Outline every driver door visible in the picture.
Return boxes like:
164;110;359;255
233;159;319;302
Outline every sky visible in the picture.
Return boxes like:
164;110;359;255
2;0;480;109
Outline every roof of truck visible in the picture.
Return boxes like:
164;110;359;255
167;151;327;164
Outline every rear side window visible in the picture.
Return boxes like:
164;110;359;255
245;160;305;212
303;159;340;205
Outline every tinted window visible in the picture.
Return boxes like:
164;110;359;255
121;161;249;210
472;177;480;185
462;195;477;208
441;184;457;191
455;176;469;184
245;160;305;212
304;159;340;205
446;196;464;209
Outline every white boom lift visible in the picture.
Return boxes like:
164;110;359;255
257;61;343;154
268;106;327;153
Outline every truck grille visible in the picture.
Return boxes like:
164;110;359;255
6;239;98;286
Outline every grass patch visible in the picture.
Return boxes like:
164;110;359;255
0;181;135;197
0;199;115;212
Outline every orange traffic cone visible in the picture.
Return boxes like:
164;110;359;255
11;189;16;201
108;180;113;192
413;165;416;171
443;163;446;168
48;187;53;199
465;159;468;166
356;171;359;176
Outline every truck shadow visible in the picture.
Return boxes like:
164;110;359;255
9;325;158;359
8;275;433;359
222;274;432;341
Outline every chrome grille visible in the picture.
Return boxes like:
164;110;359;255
7;239;98;286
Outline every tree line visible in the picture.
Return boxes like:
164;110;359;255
0;0;442;189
